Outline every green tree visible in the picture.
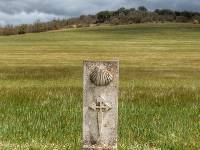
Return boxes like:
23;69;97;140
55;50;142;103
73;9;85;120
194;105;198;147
138;6;148;12
18;24;27;34
97;11;113;23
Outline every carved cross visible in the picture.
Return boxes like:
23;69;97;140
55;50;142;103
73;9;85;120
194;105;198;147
89;96;112;141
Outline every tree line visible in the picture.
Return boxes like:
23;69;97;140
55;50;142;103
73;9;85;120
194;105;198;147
0;6;200;36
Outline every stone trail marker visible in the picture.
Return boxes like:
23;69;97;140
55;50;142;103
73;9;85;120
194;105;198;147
83;61;119;150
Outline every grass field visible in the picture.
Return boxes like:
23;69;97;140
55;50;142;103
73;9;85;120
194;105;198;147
0;23;200;149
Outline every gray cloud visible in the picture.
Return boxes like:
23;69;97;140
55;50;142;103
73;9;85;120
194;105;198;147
0;0;200;26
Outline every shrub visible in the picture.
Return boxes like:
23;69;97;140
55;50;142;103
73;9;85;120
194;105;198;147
176;16;188;23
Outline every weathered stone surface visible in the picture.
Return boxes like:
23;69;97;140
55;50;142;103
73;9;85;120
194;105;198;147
83;61;119;150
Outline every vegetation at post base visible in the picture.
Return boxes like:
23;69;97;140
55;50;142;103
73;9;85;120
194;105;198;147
1;6;200;35
0;24;200;149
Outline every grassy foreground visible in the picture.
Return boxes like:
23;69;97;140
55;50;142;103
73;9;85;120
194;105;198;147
0;23;200;149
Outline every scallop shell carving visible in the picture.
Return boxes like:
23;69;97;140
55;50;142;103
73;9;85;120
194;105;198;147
90;66;113;86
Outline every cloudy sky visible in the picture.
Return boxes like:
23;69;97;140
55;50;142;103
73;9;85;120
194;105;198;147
0;0;200;26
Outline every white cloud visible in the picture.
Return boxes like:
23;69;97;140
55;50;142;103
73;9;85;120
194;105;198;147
0;11;64;26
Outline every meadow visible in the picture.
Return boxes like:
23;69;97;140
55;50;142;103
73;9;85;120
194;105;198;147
0;23;200;149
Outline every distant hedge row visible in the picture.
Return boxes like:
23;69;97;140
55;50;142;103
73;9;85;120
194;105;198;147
1;6;200;36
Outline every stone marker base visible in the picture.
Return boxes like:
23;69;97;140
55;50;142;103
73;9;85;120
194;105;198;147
83;144;117;150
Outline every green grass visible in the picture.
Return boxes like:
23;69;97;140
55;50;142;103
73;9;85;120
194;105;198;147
0;23;200;149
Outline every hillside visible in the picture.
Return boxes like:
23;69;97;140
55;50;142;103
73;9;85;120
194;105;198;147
1;6;200;36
